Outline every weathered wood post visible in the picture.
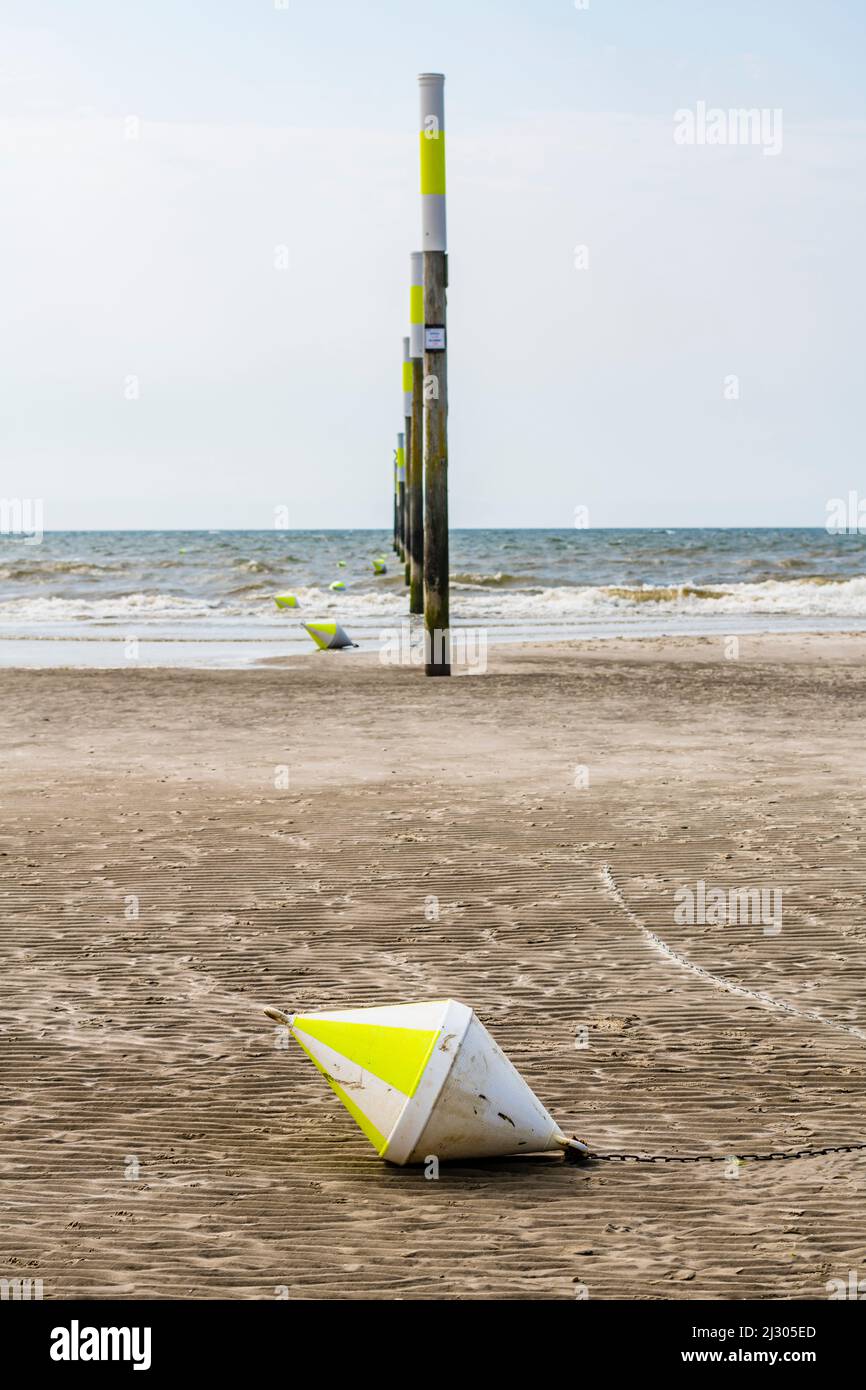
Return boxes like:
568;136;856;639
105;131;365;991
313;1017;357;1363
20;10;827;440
408;252;424;614
396;432;406;561
402;336;413;586
418;72;450;676
393;450;398;553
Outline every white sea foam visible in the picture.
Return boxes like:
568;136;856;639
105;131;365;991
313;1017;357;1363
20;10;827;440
448;575;866;621
2;576;866;628
0;592;223;623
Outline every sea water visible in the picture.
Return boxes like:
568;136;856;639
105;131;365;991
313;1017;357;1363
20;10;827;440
1;528;865;667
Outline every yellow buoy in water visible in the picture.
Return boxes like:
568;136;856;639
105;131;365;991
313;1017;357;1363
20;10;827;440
274;594;299;609
329;580;345;591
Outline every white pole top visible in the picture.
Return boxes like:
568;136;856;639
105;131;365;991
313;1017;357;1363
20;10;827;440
418;72;445;132
419;73;446;251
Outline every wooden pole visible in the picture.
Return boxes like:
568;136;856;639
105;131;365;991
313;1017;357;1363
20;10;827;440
393;451;398;553
402;337;412;586
408;252;424;614
396;432;406;562
419;72;450;675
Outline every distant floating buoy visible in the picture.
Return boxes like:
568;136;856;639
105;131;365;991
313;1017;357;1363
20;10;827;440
265;998;587;1164
337;560;347;567
329;580;345;591
274;594;299;609
301;621;358;651
372;559;387;574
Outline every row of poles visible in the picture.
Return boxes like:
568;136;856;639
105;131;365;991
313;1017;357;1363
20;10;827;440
392;73;450;678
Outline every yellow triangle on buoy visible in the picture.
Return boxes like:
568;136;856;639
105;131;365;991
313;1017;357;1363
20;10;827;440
289;1029;390;1152
301;620;356;650
328;1079;389;1152
303;621;334;649
293;1014;438;1096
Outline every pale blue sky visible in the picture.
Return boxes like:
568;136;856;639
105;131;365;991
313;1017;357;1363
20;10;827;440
2;1;865;527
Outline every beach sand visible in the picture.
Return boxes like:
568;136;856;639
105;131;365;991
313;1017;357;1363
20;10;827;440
2;631;866;1300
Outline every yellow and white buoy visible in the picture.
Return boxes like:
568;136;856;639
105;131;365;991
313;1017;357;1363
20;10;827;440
301;621;357;651
265;998;587;1164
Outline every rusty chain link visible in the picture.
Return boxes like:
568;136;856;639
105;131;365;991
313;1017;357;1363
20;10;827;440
567;1139;866;1165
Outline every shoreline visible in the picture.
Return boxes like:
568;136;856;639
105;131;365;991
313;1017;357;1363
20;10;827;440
1;623;866;670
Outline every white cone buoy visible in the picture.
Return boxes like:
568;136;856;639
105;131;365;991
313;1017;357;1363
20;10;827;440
301;621;357;651
274;594;299;609
265;998;586;1163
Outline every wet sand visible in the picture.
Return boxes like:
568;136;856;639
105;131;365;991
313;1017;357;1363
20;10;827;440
2;631;866;1300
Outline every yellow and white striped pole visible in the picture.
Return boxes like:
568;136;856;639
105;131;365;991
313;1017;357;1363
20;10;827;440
396;431;406;562
408;252;424;614
402;336;413;586
419;73;446;252
419;72;449;675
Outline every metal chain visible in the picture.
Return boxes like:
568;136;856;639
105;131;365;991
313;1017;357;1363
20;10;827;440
588;868;866;1169
568;1140;866;1165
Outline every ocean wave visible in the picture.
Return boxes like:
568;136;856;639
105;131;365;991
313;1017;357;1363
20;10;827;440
231;559;274;573
452;571;534;588
1;575;865;628
450;576;866;619
0;593;223;623
601;585;729;602
0;559;130;580
226;582;275;597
